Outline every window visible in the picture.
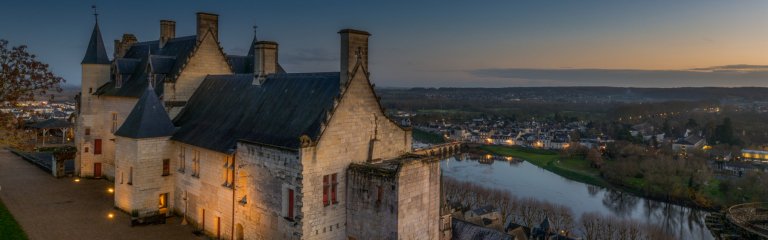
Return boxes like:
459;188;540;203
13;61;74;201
159;193;168;209
287;188;295;220
178;147;186;172
223;155;234;188
111;113;118;133
192;150;200;178
323;175;329;206
84;147;89;153
94;139;102;155
85;128;90;136
89;87;92;93
162;159;170;176
323;173;339;206
128;167;133;185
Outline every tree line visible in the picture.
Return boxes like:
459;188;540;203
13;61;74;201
444;177;674;239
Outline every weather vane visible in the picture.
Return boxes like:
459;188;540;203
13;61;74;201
92;5;99;22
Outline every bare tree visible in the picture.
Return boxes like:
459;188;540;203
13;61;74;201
0;39;65;149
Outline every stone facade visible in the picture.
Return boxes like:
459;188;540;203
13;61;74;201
114;136;174;217
77;12;441;240
234;142;301;239
172;143;235;239
163;31;232;118
346;157;441;240
77;63;139;180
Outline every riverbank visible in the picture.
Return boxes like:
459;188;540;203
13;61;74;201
0;199;27;240
473;145;722;211
478;145;608;188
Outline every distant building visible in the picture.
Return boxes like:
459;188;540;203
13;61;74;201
672;135;706;152
741;149;768;164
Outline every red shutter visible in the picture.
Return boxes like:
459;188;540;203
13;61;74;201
323;175;329;206
94;139;102;155
162;159;170;176
288;189;295;219
331;173;338;204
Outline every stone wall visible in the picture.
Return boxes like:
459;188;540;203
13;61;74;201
114;136;174;217
163;33;232;119
234;142;301;240
300;67;411;240
346;165;399;240
75;64;110;176
396;158;441;240
79;96;137;180
172;143;235;239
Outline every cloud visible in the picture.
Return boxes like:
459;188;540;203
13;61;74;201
689;64;768;72
468;66;768;87
282;48;338;64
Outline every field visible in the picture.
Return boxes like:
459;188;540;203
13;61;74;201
479;145;607;187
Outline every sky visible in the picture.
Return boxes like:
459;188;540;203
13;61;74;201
1;0;766;88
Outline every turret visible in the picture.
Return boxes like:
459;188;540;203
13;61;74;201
113;85;176;218
80;8;111;114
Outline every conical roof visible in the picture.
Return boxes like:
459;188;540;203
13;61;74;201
247;27;258;56
81;22;110;64
114;87;175;138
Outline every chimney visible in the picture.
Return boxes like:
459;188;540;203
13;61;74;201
196;12;219;42
254;41;278;84
114;34;137;58
339;29;370;86
159;20;176;48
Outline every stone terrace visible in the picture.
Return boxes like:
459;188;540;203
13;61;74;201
0;149;202;240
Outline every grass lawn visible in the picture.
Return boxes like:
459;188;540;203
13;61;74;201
0;199;27;240
480;145;608;187
412;128;446;144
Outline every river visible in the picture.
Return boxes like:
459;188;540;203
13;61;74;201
441;154;714;240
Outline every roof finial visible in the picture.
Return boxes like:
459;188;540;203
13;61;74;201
253;25;258;35
147;46;154;90
91;5;99;23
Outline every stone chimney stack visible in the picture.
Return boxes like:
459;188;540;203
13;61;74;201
339;29;370;86
159;20;176;48
196;12;219;42
253;41;278;85
114;34;137;58
255;41;278;76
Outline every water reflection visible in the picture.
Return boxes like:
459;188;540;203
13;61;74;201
602;190;638;217
441;153;714;240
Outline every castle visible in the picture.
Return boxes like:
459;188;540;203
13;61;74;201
75;12;444;239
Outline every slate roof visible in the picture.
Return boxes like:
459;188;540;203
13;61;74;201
28;118;72;129
171;72;340;152
114;87;176;138
82;22;110;64
451;218;514;240
226;55;287;74
471;205;496;216
94;36;197;98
